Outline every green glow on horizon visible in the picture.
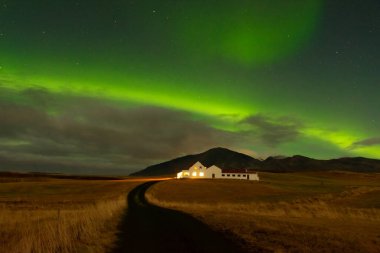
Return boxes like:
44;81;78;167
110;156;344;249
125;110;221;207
303;128;380;159
304;128;359;149
353;146;380;158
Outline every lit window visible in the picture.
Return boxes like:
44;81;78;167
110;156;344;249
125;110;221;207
199;172;204;177
192;172;197;176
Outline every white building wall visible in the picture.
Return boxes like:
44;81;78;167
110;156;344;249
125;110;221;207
219;172;259;181
248;173;259;181
204;165;222;179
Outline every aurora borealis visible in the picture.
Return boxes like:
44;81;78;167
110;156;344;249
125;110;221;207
0;1;379;173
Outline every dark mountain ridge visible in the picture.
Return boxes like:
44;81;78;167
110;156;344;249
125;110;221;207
131;147;380;176
131;147;261;177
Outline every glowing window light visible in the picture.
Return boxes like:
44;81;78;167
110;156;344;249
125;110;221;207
192;172;197;176
199;172;204;177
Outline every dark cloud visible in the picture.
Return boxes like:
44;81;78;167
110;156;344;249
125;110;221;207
0;87;240;173
0;87;309;174
351;137;380;148
241;114;304;147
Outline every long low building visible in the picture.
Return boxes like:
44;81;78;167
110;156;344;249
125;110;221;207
176;161;259;181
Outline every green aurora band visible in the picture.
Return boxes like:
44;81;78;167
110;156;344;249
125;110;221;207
0;0;379;159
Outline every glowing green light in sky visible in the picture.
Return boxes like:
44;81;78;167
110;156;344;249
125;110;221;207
176;0;322;65
0;0;379;160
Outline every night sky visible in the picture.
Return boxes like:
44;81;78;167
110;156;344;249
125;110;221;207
0;0;379;174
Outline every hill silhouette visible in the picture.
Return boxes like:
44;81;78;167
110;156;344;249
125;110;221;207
130;147;380;176
131;147;261;176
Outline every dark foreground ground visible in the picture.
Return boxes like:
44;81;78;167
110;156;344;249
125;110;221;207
111;181;247;253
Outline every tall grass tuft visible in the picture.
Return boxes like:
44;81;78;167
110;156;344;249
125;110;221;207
0;196;126;253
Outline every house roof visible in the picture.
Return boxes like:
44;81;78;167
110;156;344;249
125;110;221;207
190;161;206;170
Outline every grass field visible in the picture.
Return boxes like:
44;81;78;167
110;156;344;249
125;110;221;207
146;172;380;253
0;176;145;253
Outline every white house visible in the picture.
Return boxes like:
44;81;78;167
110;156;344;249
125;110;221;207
176;161;259;181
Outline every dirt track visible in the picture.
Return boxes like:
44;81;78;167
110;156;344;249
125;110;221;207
111;181;247;253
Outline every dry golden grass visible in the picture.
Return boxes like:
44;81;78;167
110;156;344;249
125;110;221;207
147;172;380;253
0;178;144;253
